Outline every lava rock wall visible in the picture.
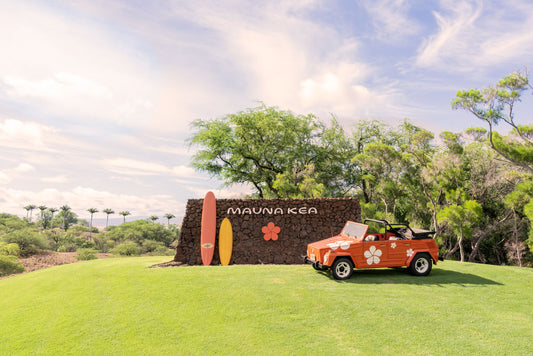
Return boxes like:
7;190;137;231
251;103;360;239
174;197;361;265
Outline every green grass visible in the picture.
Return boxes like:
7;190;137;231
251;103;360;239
0;258;532;355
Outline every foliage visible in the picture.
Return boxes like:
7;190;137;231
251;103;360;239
105;220;177;247
1;228;48;257
75;248;98;261
452;71;533;173
0;259;532;354
0;242;21;257
110;241;141;256
0;255;24;277
190;105;358;198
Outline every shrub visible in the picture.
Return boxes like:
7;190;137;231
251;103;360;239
0;242;21;256
0;255;24;277
2;228;48;256
111;241;141;256
76;248;98;261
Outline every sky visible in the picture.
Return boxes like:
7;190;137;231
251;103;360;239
1;0;533;225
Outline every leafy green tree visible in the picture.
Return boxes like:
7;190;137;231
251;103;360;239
87;208;98;238
190;105;357;198
48;207;58;228
103;208;114;229
149;216;159;223
58;206;77;231
2;228;48;257
452;71;533;174
438;199;483;262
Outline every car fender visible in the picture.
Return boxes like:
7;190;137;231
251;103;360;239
328;251;356;268
406;249;439;266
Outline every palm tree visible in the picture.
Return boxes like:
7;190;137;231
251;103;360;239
119;211;130;223
48;207;58;228
103;208;114;229
164;213;175;227
149;215;159;222
23;205;32;220
38;205;47;230
87;208;98;238
60;205;71;230
26;204;36;222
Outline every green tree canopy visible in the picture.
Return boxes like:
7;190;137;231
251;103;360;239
189;105;357;198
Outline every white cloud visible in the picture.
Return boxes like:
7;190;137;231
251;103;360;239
102;157;197;178
4;72;113;101
416;0;533;71
0;1;158;128
42;175;69;184
0;163;35;184
361;0;420;41
0;186;184;219
0;119;55;147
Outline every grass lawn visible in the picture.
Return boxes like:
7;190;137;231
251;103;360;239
0;257;532;355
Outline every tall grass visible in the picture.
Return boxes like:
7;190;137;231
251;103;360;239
0;258;531;355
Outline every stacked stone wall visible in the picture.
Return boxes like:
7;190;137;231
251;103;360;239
174;198;360;265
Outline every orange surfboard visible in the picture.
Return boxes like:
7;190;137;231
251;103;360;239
201;191;216;266
218;218;233;266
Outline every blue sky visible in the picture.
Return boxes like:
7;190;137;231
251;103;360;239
1;0;533;223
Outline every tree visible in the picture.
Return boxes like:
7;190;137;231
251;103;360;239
48;207;58;228
164;213;175;227
87;208;98;238
437;199;483;262
24;205;36;222
59;205;72;231
189;105;357;198
149;216;159;223
452;71;533;174
103;209;114;229
119;211;130;223
38;205;47;230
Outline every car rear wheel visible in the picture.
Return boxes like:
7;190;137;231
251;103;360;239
331;258;354;280
409;253;432;276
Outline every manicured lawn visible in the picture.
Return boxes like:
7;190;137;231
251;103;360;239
0;257;532;355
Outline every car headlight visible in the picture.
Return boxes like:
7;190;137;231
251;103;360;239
324;251;330;263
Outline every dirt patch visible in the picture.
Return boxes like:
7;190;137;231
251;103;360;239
1;250;114;280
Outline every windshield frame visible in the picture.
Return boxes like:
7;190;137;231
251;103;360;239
340;221;369;239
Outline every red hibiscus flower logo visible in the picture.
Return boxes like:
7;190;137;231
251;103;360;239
262;222;281;241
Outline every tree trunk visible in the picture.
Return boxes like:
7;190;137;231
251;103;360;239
459;226;465;262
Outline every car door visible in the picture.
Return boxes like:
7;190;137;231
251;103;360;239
356;240;388;268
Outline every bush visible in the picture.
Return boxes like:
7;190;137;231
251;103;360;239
0;255;24;277
2;228;48;256
0;242;21;256
111;241;141;256
76;248;98;261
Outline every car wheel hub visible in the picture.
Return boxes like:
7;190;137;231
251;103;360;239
415;258;428;273
335;262;351;278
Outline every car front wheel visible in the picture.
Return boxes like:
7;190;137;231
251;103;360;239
331;258;354;280
409;253;432;276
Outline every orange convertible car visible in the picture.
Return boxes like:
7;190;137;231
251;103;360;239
304;219;442;280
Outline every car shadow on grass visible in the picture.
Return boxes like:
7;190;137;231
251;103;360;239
316;268;503;286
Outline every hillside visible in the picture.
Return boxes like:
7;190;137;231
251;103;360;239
0;258;531;355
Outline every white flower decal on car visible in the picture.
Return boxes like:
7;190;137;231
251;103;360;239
364;245;382;265
340;241;351;250
406;248;414;257
391;242;397;249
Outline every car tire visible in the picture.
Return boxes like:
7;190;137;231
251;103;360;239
331;258;354;280
409;253;432;276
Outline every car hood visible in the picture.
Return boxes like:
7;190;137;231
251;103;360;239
308;235;359;251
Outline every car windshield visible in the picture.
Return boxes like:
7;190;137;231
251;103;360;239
341;222;368;239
